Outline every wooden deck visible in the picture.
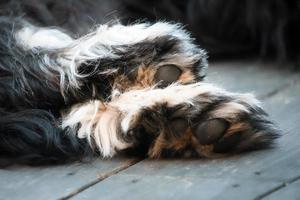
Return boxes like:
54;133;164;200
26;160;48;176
1;61;300;200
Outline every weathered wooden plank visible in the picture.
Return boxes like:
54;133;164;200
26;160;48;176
262;178;300;200
0;157;139;200
72;174;281;200
206;61;298;97
71;62;300;200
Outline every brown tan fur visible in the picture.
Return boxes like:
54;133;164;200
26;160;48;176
112;64;197;93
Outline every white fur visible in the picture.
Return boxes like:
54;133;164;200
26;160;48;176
15;26;73;51
59;22;204;87
209;102;250;121
110;83;225;132
109;83;258;133
15;25;76;94
61;101;130;157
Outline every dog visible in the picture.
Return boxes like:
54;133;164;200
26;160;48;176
0;1;280;166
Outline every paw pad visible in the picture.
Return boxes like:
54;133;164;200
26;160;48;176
170;118;188;137
193;118;229;145
155;65;181;87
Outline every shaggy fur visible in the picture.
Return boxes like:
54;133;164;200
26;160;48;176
0;1;281;166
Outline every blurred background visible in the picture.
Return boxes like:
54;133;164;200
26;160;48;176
2;0;300;67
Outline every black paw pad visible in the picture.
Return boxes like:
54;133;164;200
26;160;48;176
213;132;242;153
193;119;229;145
170;118;188;137
155;65;182;87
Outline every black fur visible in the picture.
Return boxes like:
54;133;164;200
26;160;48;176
1;0;299;63
0;109;92;166
0;17;93;166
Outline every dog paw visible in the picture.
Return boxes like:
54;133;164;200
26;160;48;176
110;83;280;158
171;99;278;157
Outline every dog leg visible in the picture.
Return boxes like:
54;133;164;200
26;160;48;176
108;83;279;158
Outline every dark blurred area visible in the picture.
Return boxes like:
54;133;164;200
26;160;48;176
1;0;300;65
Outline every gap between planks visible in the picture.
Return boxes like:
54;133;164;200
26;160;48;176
255;175;300;200
259;78;300;100
59;158;143;200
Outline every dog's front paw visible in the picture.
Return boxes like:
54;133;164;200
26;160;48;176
111;83;280;158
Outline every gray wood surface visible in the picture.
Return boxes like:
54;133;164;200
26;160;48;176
71;61;300;200
263;179;300;200
206;61;299;97
0;158;139;200
1;60;299;200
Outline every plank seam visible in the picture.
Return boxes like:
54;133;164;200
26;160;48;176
59;158;143;200
259;79;299;100
254;175;300;200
